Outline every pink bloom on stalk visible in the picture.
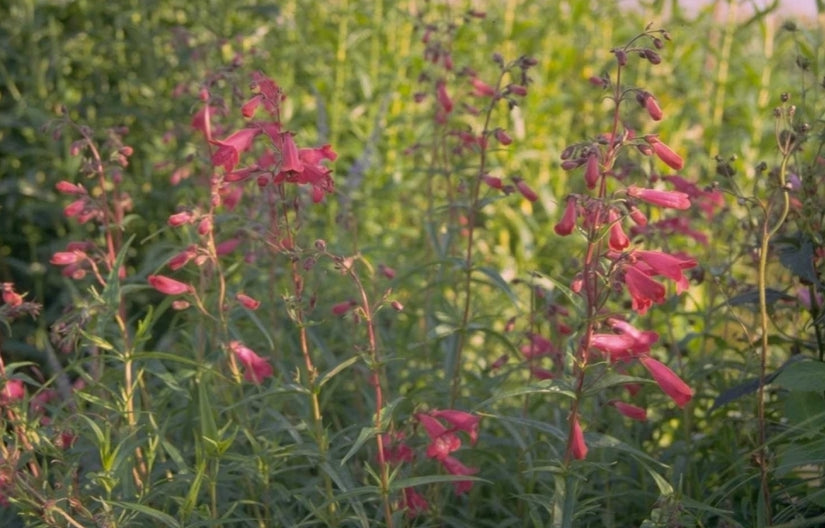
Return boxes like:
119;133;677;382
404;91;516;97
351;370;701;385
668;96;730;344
482;174;503;190
148;275;191;296
628;206;647;226
191;105;218;140
436;79;453;114
210;128;260;172
494;128;512;145
584;151;600;189
216;238;241;256
554;196;578;236
570;414;588;460
332;300;357;316
513;177;538;202
63;198;86;218
627;185;691;210
633;250;697;293
299;144;338;164
590;328;656;362
55;181;86;195
50;251;83;266
644;135;684;170
241;95;263;118
639;356;693;407
623;265;666;315
236;293;260;310
610;401;648;421
426;431;462;460
279;132;304;173
168;247;196;271
403;487;429;517
470;76;497;97
521;333;556;360
640;91;663;121
1;379;25;404
440;455;478;495
1;283;23;307
229;341;273;384
381;433;415;465
431;409;480;445
608;209;630;251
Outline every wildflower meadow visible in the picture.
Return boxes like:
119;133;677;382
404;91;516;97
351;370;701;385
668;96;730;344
1;1;825;526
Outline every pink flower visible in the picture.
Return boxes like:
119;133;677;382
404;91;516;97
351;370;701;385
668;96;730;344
639;356;693;408
440;455;478;495
513;177;538;202
430;410;480;445
639;91;663;121
1;283;23;307
402;487;429;517
168;247;196;271
494;128;512;145
470;76;496;97
148;275;191;296
610;401;648;421
279;132;304;173
216;238;241;256
570;415;588;460
633;250;697;293
168;211;195;227
627;185;691;210
236;293;261;310
1;379;25;405
436;79;453;114
381;433;415;465
63;198;86;218
426;432;461;460
590;333;646;362
644;135;684;170
228;341;273;384
584;151;600;189
554;196;578;236
623;265;666;315
191;105;218;141
50;251;83;266
608;209;630;251
210;128;260;172
55;181;86;195
332;300;357;316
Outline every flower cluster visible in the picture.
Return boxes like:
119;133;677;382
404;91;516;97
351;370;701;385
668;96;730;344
416;410;479;495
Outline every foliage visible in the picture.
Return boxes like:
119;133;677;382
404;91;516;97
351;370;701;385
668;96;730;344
1;0;825;527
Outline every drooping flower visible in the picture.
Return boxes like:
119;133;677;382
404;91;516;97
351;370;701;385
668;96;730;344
440;455;478;495
610;400;648;421
1;283;23;307
381;433;415;465
430;409;480;445
584;151;600;189
627;185;691;210
623;265;666;315
643;135;684;170
0;379;25;405
608;208;630;251
236;293;261;310
513;177;538;202
402;487;429;517
148;275;192;296
554;196;578;236
639;91;663;121
228;341;273;384
436;79;453;114
639;356;693;408
570;414;588;460
633;250;697;293
470;76;497;97
210;128;260;172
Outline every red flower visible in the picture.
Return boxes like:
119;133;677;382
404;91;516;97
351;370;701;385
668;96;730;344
50;251;83;266
608;209;630;251
627;185;691;210
55;181;86;195
440;455;478;495
633;250;697;293
210;128;260;172
236;293;261;310
430;409;480;445
644;135;684;170
168;211;195;227
584;151;600;189
470;76;496;97
639;356;693;407
228;341;273;384
554;196;578;236
402;488;429;517
148;275;191;296
436;79;453;114
279;132;304;173
640;91;663;121
570;414;588;460
610;401;648;421
623;265;666;315
513;177;538;202
0;379;25;405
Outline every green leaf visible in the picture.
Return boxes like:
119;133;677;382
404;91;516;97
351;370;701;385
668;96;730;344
341;426;377;466
476;266;520;306
110;501;180;528
778;232;824;288
389;474;486;492
477;380;575;409
318;355;360;389
773;360;825;392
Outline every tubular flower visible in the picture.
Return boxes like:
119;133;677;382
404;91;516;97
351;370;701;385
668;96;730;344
633;250;697;293
639;356;693;407
430;410;480;445
436;79;453;114
570;414;588;460
513;177;538;202
148;275;191;296
440;456;478;495
228;341;273;384
639;91;663;121
584;151;600;189
610;401;648;421
402;488;429;517
627;185;691;210
210;128;260;172
623;265;666;315
554;196;578;236
643;135;684;170
608;209;630;251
